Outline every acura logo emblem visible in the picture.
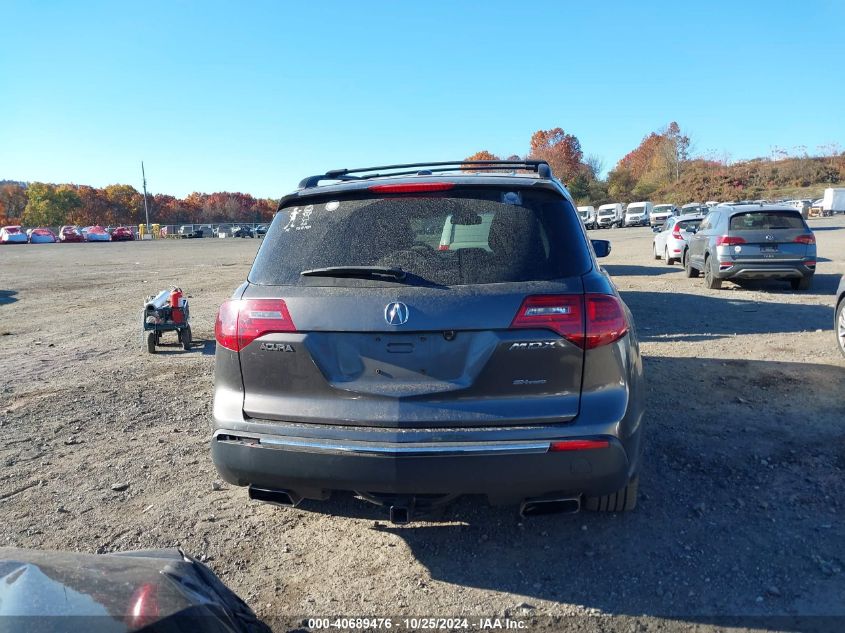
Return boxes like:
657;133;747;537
385;301;409;326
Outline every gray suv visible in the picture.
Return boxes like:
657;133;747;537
684;205;817;290
211;160;645;522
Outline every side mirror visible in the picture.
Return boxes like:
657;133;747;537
591;239;611;258
652;226;661;233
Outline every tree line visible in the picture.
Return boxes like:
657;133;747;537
0;182;277;227
467;123;845;205
3;124;844;226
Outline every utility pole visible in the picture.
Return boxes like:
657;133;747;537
141;161;150;233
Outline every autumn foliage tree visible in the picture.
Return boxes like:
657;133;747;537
528;128;584;183
464;150;500;162
0;183;27;223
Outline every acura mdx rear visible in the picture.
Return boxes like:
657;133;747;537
211;160;645;521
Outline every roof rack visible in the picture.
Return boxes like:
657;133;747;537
297;160;553;189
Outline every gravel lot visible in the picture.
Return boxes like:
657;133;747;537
1;220;844;632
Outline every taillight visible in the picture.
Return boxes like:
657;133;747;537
510;294;628;349
215;299;296;352
584;294;629;349
368;182;455;194
549;439;609;452
794;234;815;245
715;236;746;246
511;295;583;346
672;228;683;239
804;260;816;267
438;244;450;251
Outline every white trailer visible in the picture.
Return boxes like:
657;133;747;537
822;188;845;215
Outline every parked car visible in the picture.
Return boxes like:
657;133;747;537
577;206;597;229
0;546;270;633
211;160;644;523
255;224;269;237
681;203;709;216
650;204;678;227
684;205;816;290
111;226;135;241
836;276;845;358
0;225;28;244
28;228;57;243
596;202;624;228
58;225;85;243
230;225;254;238
179;225;206;238
624;201;653;227
84;225;111;242
652;214;702;264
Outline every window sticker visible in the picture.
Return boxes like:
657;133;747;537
282;205;314;232
502;191;522;206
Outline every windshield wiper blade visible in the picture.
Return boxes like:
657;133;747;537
300;266;407;281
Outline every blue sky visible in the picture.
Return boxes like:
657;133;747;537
2;1;844;198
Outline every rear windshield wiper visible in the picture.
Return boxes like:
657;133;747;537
300;266;408;282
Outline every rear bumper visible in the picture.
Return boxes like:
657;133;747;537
715;261;815;280
211;431;633;505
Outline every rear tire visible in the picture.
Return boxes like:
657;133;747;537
181;325;192;350
146;332;156;354
683;250;699;278
584;475;639;512
791;275;812;291
836;299;845;358
704;256;722;289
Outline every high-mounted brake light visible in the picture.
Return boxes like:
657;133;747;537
510;294;628;350
549;439;610;452
215;299;296;352
794;234;815;245
368;182;455;194
716;236;746;246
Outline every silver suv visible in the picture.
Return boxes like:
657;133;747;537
684;205;817;290
211;160;645;522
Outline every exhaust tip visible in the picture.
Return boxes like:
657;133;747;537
519;496;581;518
389;506;411;525
248;486;302;508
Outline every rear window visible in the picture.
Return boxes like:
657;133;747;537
729;211;804;231
249;188;591;286
676;219;701;231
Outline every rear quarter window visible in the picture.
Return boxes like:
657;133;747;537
249;188;592;286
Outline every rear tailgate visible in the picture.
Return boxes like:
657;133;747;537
237;185;593;429
724;211;814;263
239;282;585;428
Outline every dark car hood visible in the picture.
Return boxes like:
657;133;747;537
0;547;269;633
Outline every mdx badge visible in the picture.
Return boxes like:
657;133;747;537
260;343;295;352
509;341;558;351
